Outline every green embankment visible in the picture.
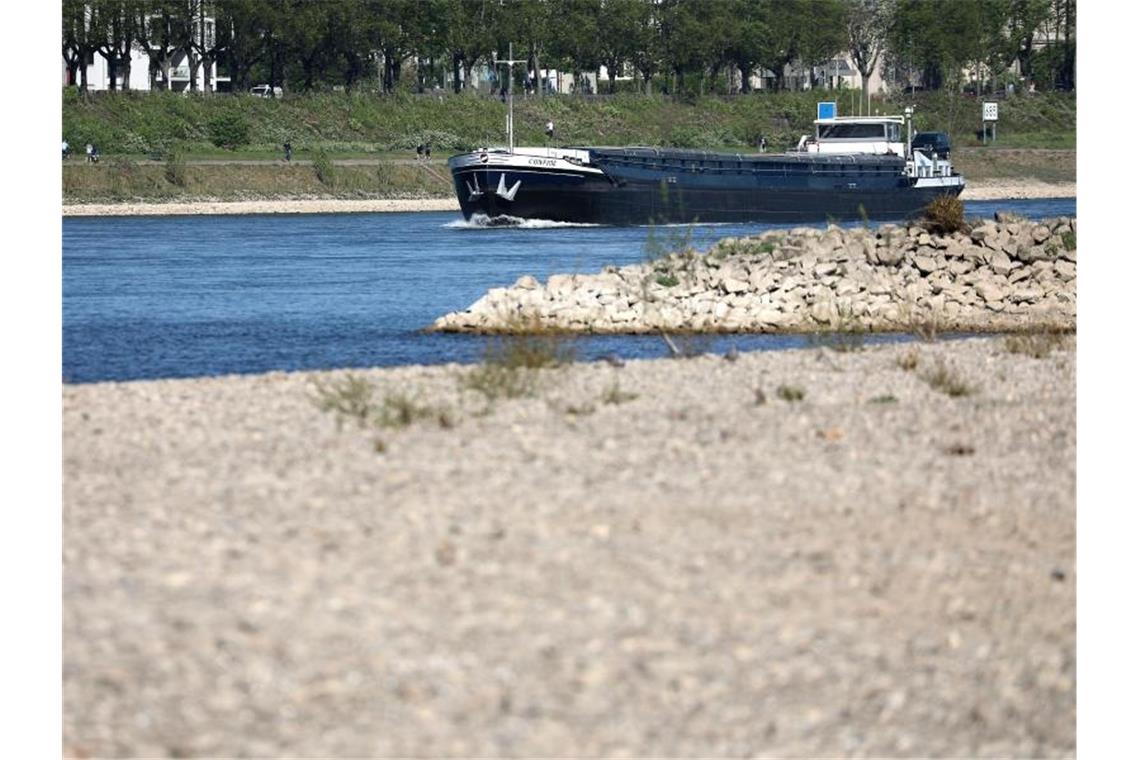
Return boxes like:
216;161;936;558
62;88;1075;202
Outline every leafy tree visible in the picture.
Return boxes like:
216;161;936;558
132;1;187;91
725;0;769;94
498;0;555;97
190;1;231;93
548;0;602;93
796;0;848;88
441;0;499;93
1007;0;1052;79
285;0;332;91
596;0;646;93
658;0;713;94
844;0;894;104
90;0;138;90
754;0;802;90
217;0;270;91
63;0;101;90
629;0;663;93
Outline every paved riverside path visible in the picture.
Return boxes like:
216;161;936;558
64;337;1075;757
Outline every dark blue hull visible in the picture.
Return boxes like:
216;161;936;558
452;148;964;225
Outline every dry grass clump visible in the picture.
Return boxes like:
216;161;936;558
920;360;975;397
896;349;920;372
313;374;453;430
776;384;806;402
313;373;375;428
462;326;577;402
922;195;967;234
601;380;638;405
1004;330;1074;359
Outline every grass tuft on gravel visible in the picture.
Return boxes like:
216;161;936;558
601;381;638;405
462;328;576;402
1004;330;1073;359
920;360;975;397
313;374;375;429
776;384;806;402
313;375;453;431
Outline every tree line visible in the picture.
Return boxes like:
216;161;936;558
62;0;1076;96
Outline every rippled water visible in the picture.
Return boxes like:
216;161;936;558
63;197;1075;383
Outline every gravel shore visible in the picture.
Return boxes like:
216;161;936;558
61;180;1072;217
64;336;1075;757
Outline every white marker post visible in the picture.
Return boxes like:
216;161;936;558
983;101;998;144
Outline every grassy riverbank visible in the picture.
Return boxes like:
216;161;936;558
63;88;1074;203
64;88;1075;157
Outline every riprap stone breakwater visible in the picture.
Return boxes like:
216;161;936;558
431;216;1076;334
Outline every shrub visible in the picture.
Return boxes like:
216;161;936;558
207;112;250;149
312;375;453;431
312;149;337;186
1004;330;1073;358
922;194;967;234
896;349;920;371
655;273;679;287
312;374;374;429
375;393;451;429
1061;230;1076;251
920;360;974;397
164;148;187;187
776;384;805;402
461;327;576;402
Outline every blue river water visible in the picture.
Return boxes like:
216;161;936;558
62;198;1075;383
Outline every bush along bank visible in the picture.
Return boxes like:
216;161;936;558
430;215;1076;334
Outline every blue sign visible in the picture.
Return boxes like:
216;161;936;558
817;101;836;120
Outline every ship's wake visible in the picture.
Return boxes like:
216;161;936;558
444;214;603;230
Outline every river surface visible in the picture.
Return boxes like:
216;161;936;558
63;198;1075;383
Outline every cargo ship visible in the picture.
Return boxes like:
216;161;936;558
447;104;964;226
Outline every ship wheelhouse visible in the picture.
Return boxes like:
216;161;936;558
806;116;907;157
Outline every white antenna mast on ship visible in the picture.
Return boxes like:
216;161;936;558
497;43;527;154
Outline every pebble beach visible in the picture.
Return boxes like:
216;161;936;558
64;336;1075;757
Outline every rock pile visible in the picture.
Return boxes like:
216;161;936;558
430;215;1077;333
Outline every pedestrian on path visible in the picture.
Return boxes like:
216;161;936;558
284;141;292;162
416;143;424;160
545;120;554;142
424;143;431;160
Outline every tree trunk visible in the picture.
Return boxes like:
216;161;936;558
452;53;462;93
107;53;118;90
463;59;474;92
80;59;89;91
533;47;542;99
202;55;213;93
738;62;751;94
120;52;131;90
189;50;200;92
